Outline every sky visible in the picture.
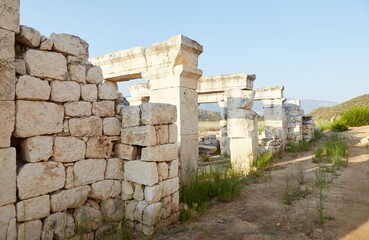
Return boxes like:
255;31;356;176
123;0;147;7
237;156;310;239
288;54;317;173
20;1;369;103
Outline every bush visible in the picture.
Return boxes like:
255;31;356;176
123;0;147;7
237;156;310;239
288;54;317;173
286;141;312;153
340;107;369;127
313;134;348;166
255;151;274;169
330;121;348;132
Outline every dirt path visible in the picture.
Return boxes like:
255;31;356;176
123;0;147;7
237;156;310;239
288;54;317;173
155;127;369;240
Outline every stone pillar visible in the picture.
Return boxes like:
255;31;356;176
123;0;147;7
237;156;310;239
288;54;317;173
218;101;230;157
143;65;202;184
262;98;287;149
226;89;258;174
285;99;303;143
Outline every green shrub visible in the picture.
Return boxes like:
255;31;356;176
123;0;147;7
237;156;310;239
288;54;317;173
313;134;348;166
282;171;311;205
255;151;274;169
330;121;348;132
286;141;312;153
340;107;369;127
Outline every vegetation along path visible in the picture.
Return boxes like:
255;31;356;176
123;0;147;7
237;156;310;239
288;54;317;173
155;126;369;240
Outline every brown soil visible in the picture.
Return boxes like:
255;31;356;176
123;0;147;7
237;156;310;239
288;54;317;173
155;126;369;240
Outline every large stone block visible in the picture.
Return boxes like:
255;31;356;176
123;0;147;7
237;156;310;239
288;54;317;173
53;137;86;162
81;84;97;102
64;101;92;117
0;148;16;206
15;100;64;138
0;204;16;240
50;186;90;212
168;124;177;143
141;103;177;125
50;80;80;102
168;159;179;178
86;136;113;159
142;202;162;226
20;136;53;163
73;159;106;186
178;134;198;184
229;138;258;174
92;101;115;117
0;101;15;148
144;184;162;204
17;162;65;200
24;49;67;80
89;180;121;200
69;116;102;137
100;198;125;222
67;56;87;83
121;181;134;200
121;106;141;127
114;143;138;160
124;161;159;186
0;0;20;32
50;33;89;60
121;125;156;146
227;109;258;138
73;206;102;233
159;177;179;197
16;195;50;222
98;81;118;100
42;212;75;239
155;125;169;144
0;29;15;101
141;143;178;162
17;220;42;240
15;75;51;100
86;65;104;84
105;158;124;180
16;25;41;48
103;117;121;136
226;89;255;110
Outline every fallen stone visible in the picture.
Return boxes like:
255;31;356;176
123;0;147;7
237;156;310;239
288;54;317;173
69;116;102;137
103;117;121;136
92;101;115;117
53;137;86;162
105;158;124;180
73;159;106;186
64;101;92;117
16;25;41;48
89;180;121;200
16;75;50;100
74;206;102;233
81;84;98;102
0;101;15;148
124;161;159;186
121;125;156;147
0;148;16;206
141;103;177;125
50;80;80;102
50;33;89;60
42;212;75;240
86;136;113;159
100;198;125;222
141;143;178;162
50;186;90;212
17;220;42;240
16;195;50;222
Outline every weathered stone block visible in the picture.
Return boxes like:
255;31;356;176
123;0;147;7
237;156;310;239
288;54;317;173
141;143;178;162
98;81;118;100
159;177;179;197
86;136;113;159
50;80;80;102
16;195;50;222
122;106;141;127
168;159;179;178
81;84;97;102
92;101;115;117
0;0;20;32
228;109;258;138
125;200;138;221
0;204;16;240
15;100;64;138
141;103;176;125
0;30;15;101
161;195;172;219
144;184;162;204
16;75;51;101
53;137;86;162
42;212;75;239
50;33;89;60
39;37;53;51
15;58;26;75
155;125;169;144
105;158;124;180
24;49;67;80
67;56;87;83
20;136;53;163
69;116;102;137
65;166;74;189
124;161;159;186
168;124;177;143
103;117;121;135
225;89;255;110
134;200;148;222
100;198;125;222
158;162;169;180
114;143;138;160
89;180;121;200
73;159;106;186
17;162;65;200
18;220;42;240
0;148;16;206
229;137;258;174
86;65;104;84
74;206;102;233
64;101;92;117
0;101;15;148
16;25;41;48
50;186;90;212
121;125;156;146
172;191;180;212
143;202;162;226
133;183;144;201
122;181;134;200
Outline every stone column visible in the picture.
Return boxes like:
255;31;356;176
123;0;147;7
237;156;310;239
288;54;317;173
226;89;258;174
218;101;230;157
143;65;202;184
285;99;303;143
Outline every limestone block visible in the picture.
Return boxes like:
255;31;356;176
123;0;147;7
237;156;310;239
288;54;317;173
16;195;50;222
114;143;138;160
0;0;20;32
64;101;92;117
92;101;115;117
98;81;118;100
86;136;113;159
158;162;169;180
155;125;169;145
74;206;102;233
67;56;87;83
0;204;16;240
121;125;156;146
24;49;67;80
0;148;16;206
81;84;97;102
73;159;106;186
50;80;80;102
17;220;42;240
39;37;53;51
89;180;121;200
105;158;124;180
133;184;144;201
16;75;50;100
168;159;179;178
178;134;198;184
16;25;41;48
65;166;74;189
172;191;180;212
141;143;178;162
15;58;26;75
103;117;121;136
226;89;255;110
134;201;148;222
0;30;15;101
254;85;284;100
0;101;15;148
53;137;86;162
86;65;104;84
125;200;138;221
100;198;125;222
144;184;162;204
69;116;102;137
17;162;65;200
50;186;90;212
121;106;141;127
161;195;172;219
229;138;258;174
50;33;89;60
121;181;134;200
15;100;64;138
228;109;258;138
168;124;177;144
42;212;75;240
159;177;179;197
141;103;177;125
124;161;159;186
142;202;162;226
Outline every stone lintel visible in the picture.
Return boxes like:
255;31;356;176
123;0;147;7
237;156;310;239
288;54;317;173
254;85;284;100
198;73;255;94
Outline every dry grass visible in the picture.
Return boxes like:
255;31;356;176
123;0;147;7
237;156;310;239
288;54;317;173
198;121;220;133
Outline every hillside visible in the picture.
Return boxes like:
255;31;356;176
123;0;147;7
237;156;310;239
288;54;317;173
310;94;369;120
198;109;221;122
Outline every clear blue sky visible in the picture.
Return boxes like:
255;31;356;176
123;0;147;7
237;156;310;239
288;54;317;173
20;1;369;103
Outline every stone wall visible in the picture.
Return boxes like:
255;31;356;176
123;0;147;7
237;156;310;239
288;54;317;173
285;99;304;143
302;116;315;142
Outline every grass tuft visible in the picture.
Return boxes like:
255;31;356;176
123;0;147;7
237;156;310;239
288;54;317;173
313;134;348;166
